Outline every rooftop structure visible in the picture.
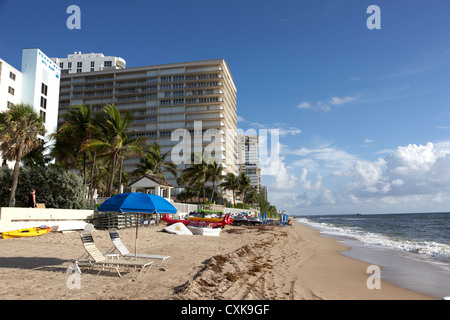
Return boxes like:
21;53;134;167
51;52;126;74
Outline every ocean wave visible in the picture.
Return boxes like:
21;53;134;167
296;218;450;263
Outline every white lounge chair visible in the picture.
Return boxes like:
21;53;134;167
108;228;171;269
76;232;153;278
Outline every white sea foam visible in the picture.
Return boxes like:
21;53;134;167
296;218;450;263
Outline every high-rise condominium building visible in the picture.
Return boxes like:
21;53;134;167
51;52;126;74
57;59;238;189
237;133;262;189
0;48;61;166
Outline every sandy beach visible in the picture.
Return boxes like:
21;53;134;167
0;221;434;300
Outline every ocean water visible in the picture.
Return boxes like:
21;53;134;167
295;212;450;299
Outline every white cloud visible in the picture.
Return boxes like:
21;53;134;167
297;102;311;109
247;121;302;136
297;95;357;112
236;115;246;123
291;146;359;176
260;140;297;190
349;142;450;198
328;96;356;105
300;168;322;190
272;141;450;214
266;156;298;190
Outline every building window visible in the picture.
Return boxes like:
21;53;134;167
9;72;16;81
40;96;47;109
40;110;46;122
104;61;112;67
8;86;15;95
77;62;82;68
91;61;95;67
59;62;64;68
77;68;82;73
145;132;157;138
159;131;172;138
7;101;13;108
90;68;95;72
41;83;48;96
68;62;72;69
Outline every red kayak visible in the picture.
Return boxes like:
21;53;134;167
161;214;233;228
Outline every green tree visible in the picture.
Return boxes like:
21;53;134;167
133;142;178;180
220;172;239;206
237;172;252;203
0;103;46;207
0;166;87;209
53;104;96;185
82;104;143;197
180;155;209;202
207;160;223;201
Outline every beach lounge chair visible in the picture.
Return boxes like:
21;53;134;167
76;232;153;278
108;228;171;269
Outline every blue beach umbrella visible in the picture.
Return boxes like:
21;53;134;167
98;192;177;215
97;193;177;259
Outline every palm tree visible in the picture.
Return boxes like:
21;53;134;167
82;104;143;197
52;104;96;184
0;103;46;207
133;142;178;180
181;154;209;202
237;172;252;203
207;160;223;201
220;172;239;206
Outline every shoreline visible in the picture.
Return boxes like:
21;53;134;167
0;222;434;300
289;223;435;300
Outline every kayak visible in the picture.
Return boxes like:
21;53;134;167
188;216;223;222
2;226;52;239
161;214;233;228
186;226;221;237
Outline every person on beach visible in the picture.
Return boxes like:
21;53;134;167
28;189;36;208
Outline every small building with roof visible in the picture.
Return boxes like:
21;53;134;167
128;174;173;200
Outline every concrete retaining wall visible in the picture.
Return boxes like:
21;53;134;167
0;207;95;232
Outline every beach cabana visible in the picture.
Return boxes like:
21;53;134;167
128;174;174;200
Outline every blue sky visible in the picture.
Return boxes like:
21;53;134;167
1;0;450;214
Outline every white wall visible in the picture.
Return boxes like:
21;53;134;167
0;207;94;232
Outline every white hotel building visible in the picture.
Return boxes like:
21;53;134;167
51;52;126;74
57;59;238;189
0;48;61;165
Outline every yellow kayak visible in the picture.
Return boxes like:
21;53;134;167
2;226;52;239
188;216;223;222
